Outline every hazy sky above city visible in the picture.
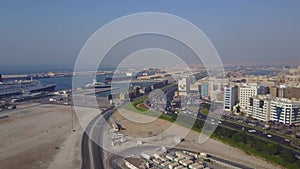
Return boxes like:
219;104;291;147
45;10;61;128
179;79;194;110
1;0;300;70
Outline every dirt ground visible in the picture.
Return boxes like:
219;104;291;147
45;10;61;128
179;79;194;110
0;103;284;169
114;108;284;169
0;103;82;169
113;109;172;138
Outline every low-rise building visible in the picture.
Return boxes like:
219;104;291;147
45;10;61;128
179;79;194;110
124;158;148;169
169;162;180;169
189;163;204;169
158;156;168;162
174;156;185;162
166;154;176;161
152;158;162;165
161;161;171;167
174;165;184;169
179;159;193;167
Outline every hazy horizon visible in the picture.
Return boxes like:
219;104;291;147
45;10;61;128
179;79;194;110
1;1;300;68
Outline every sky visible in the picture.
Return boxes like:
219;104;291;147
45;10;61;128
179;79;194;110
0;0;300;71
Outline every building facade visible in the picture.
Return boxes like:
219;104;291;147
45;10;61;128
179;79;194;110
257;85;270;95
224;85;238;111
239;83;258;110
200;83;209;98
270;98;300;125
124;158;148;169
178;77;190;96
268;86;300;100
247;95;271;122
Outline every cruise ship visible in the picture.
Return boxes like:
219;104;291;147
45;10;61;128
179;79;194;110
0;74;56;98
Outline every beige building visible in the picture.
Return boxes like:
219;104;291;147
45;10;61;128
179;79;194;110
239;83;258;110
269;86;300;100
247;95;272;122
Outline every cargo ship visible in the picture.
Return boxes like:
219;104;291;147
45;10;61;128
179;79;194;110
0;74;56;98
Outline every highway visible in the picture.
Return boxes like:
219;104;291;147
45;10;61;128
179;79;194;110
80;84;177;169
81;106;114;169
197;109;300;156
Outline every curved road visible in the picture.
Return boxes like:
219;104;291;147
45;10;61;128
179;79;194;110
81;106;114;169
81;84;177;169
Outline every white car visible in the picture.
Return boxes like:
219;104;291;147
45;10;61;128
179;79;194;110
248;129;256;133
267;134;272;138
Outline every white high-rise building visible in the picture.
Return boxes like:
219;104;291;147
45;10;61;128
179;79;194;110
239;83;258;110
247;95;272;122
224;85;238;111
270;98;300;125
178;77;190;96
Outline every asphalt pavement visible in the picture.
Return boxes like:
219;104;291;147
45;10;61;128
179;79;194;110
81;107;114;169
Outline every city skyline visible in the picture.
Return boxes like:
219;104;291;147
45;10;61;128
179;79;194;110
2;1;300;169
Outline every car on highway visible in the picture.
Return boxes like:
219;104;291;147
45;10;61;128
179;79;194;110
237;120;243;123
248;129;256;133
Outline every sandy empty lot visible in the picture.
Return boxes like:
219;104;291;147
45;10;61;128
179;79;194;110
114;108;283;169
0;103;284;169
114;109;172;138
0;103;82;169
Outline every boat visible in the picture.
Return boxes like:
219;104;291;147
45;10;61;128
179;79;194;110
0;75;56;98
85;79;111;88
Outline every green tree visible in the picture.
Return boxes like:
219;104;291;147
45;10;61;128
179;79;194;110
253;140;265;151
280;150;296;163
222;129;233;138
236;105;241;113
247;140;255;148
296;160;300;168
265;143;281;155
232;132;246;143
